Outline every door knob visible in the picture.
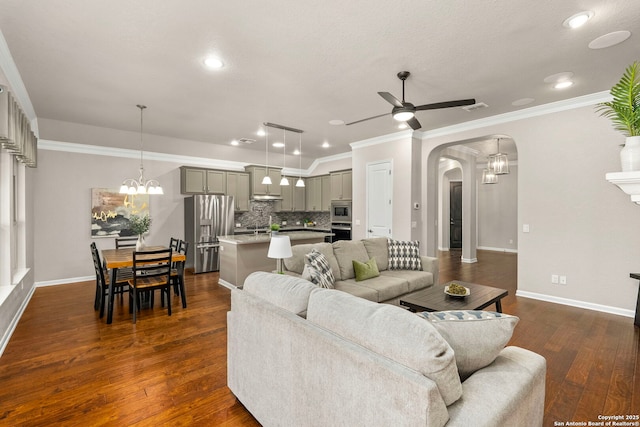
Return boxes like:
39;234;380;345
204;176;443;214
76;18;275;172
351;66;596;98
368;229;373;233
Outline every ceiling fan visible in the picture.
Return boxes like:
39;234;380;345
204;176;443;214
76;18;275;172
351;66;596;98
346;71;476;130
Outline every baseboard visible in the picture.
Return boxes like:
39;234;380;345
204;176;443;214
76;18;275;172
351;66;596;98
218;278;240;290
461;257;478;263
35;276;94;287
516;290;635;319
477;246;518;254
0;285;36;357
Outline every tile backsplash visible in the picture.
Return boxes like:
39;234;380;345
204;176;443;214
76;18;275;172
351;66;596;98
234;200;330;228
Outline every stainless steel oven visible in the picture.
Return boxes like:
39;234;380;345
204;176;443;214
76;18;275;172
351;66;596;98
330;201;352;223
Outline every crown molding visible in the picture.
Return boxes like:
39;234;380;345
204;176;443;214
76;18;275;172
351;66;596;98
349;129;413;150
420;91;611;139
306;151;352;174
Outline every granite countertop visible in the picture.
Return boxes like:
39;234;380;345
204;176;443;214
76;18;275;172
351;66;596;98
233;226;332;235
219;230;333;245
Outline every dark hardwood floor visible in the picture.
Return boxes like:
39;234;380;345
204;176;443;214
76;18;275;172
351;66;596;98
0;250;637;426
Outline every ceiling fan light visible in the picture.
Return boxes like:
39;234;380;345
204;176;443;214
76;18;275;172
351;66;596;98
393;111;414;121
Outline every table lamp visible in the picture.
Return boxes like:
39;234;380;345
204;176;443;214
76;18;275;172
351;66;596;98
267;235;292;274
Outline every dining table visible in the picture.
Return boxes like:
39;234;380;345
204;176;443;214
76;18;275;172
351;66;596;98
101;246;186;324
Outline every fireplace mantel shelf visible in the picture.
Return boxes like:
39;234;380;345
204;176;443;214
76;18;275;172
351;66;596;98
606;171;640;204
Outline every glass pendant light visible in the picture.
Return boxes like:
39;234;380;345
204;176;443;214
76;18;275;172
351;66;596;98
487;138;510;175
482;167;498;184
119;105;164;195
262;127;272;185
296;132;305;187
280;128;289;186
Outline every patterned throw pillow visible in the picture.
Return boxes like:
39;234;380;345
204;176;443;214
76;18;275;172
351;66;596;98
418;310;519;379
387;239;422;270
304;249;335;289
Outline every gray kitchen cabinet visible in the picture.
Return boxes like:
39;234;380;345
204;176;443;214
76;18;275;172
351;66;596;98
181;167;226;194
226;172;250;211
321;175;331;211
279;177;306;212
305;176;322;211
330;170;352;200
246;166;282;197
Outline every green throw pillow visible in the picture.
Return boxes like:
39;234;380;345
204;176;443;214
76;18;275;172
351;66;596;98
352;258;380;281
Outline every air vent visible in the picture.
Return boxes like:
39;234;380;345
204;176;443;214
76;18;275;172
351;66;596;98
238;138;256;144
462;102;489;112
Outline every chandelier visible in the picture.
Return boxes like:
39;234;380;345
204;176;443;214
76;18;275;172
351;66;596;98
487;138;510;175
119;105;163;195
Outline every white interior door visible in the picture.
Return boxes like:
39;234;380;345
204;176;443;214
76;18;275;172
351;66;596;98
366;161;392;238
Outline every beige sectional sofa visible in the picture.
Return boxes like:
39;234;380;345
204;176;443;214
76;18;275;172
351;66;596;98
282;237;439;304
228;272;546;426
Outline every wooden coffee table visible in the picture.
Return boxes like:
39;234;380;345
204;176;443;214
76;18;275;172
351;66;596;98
400;281;508;313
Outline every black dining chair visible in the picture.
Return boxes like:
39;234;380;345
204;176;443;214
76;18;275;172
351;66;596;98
90;242;132;318
170;240;189;308
115;236;138;249
169;237;180;251
128;248;173;323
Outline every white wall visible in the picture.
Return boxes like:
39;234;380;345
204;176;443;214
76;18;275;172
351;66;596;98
477;164;518;252
422;105;640;314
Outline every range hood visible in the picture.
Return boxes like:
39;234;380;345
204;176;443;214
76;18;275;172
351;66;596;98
251;195;282;201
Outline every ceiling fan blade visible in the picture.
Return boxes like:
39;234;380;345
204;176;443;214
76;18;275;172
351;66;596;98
378;92;404;108
345;112;390;126
406;117;422;130
415;98;476;111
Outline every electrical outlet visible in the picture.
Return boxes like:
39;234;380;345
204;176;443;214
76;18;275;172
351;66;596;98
559;275;567;285
551;274;559;284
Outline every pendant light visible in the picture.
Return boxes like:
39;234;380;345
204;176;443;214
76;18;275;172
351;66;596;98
119;105;163;195
280;128;289;186
262;127;272;185
487;138;510;175
482;167;498;184
296;132;305;187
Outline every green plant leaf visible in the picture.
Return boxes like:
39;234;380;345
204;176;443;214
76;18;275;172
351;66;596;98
596;62;640;137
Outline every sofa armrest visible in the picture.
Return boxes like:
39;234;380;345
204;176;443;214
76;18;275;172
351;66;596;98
421;255;439;285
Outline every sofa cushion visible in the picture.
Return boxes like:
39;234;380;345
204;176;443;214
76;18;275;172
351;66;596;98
332;240;370;280
305;249;335;289
418;310;519;380
362;237;389;271
332;281;379;302
340;275;409;302
284;242;341;281
307;288;462;405
353;258;380;282
380;269;433;292
388;239;422;271
243;271;317;316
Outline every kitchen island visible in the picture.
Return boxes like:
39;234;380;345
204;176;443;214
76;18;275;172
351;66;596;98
218;231;333;289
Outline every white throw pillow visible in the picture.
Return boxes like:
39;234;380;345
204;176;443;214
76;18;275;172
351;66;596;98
418;310;519;380
388;239;422;270
304;249;335;289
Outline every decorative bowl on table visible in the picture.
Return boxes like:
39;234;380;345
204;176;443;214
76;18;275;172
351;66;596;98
444;283;470;298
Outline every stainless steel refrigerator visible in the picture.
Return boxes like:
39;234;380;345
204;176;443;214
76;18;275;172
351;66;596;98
184;195;235;273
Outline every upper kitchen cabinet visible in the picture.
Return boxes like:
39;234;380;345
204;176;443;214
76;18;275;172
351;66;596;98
305;176;322;211
279;177;306;212
245;166;282;198
321;175;331;211
181;167;226;194
226;172;251;211
330;170;352;200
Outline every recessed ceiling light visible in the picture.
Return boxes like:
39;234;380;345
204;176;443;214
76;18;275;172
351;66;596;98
203;56;224;69
562;11;594;29
230;140;239;146
272;142;285;148
512;98;535;106
554;81;574;89
322;142;330;148
588;31;632;49
398;123;408;129
329;119;344;126
293;149;300;155
543;72;574;83
257;129;266;137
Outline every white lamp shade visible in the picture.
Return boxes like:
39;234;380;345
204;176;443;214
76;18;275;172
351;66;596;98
262;175;273;185
267;235;292;259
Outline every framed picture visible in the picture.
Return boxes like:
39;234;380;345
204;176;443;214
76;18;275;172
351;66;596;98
91;188;149;238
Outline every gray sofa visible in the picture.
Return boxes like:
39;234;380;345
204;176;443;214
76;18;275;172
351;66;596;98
228;272;546;426
282;237;439;305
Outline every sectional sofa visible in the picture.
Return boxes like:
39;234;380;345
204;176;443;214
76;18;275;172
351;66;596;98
281;237;439;305
228;272;546;426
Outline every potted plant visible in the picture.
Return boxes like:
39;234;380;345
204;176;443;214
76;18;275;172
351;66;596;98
270;223;280;235
596;61;640;171
129;213;151;250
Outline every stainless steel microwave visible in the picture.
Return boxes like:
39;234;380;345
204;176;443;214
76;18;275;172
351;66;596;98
331;201;352;223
